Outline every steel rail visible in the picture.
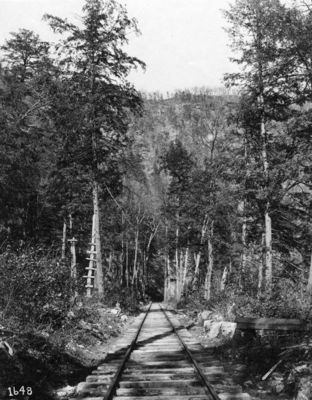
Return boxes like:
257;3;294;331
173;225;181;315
103;302;152;400
160;303;221;400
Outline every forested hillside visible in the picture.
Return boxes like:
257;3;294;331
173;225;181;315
128;87;312;318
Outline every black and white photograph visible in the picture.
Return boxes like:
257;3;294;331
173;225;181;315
0;0;311;399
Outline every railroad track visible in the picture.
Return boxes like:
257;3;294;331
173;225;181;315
72;303;250;400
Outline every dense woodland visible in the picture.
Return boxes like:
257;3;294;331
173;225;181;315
0;0;312;327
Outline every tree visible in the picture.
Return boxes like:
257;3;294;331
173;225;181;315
1;29;50;83
225;0;292;292
0;29;54;241
44;0;144;296
161;139;195;302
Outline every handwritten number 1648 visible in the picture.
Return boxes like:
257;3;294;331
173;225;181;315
8;386;33;396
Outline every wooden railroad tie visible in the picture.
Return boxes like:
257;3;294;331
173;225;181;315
69;303;256;400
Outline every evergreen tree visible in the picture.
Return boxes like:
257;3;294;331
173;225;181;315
225;0;293;292
44;0;144;295
0;29;54;241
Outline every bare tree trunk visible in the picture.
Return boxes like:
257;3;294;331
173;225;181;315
259;91;272;292
240;134;248;289
68;214;77;299
93;181;104;295
258;233;265;295
140;257;146;298
264;203;272;290
182;246;189;293
69;239;77;280
108;250;113;274
69;213;73;236
164;222;169;302
220;264;228;292
175;235;179;271
175;245;179;294
143;228;158;292
175;214;180;301
89;53;104;296
142;249;146;291
119;251;123;285
175;248;179;301
193;214;208;289
194;253;201;282
240;210;247;289
307;249;312;293
132;226;139;289
125;241;129;288
69;238;78;300
177;250;184;301
121;211;124;285
61;218;67;262
204;222;214;300
164;253;169;302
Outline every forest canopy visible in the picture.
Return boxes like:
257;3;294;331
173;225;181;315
0;0;311;322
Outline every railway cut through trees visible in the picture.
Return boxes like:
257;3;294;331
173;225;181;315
71;303;251;400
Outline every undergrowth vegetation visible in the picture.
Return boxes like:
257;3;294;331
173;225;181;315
180;277;312;321
0;247;73;329
0;246;141;333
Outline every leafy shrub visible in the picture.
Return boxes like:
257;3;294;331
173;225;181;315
182;277;312;321
103;283;140;313
0;247;73;327
208;278;312;320
259;279;311;320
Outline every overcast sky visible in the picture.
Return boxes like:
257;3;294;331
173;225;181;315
0;0;236;93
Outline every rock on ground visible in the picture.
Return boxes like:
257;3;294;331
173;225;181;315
201;310;213;320
204;320;237;340
221;322;237;339
296;376;312;400
56;385;75;399
206;321;222;339
218;394;251;400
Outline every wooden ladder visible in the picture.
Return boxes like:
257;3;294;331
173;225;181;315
84;214;97;297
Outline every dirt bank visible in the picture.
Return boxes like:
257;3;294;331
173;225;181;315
0;303;136;400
